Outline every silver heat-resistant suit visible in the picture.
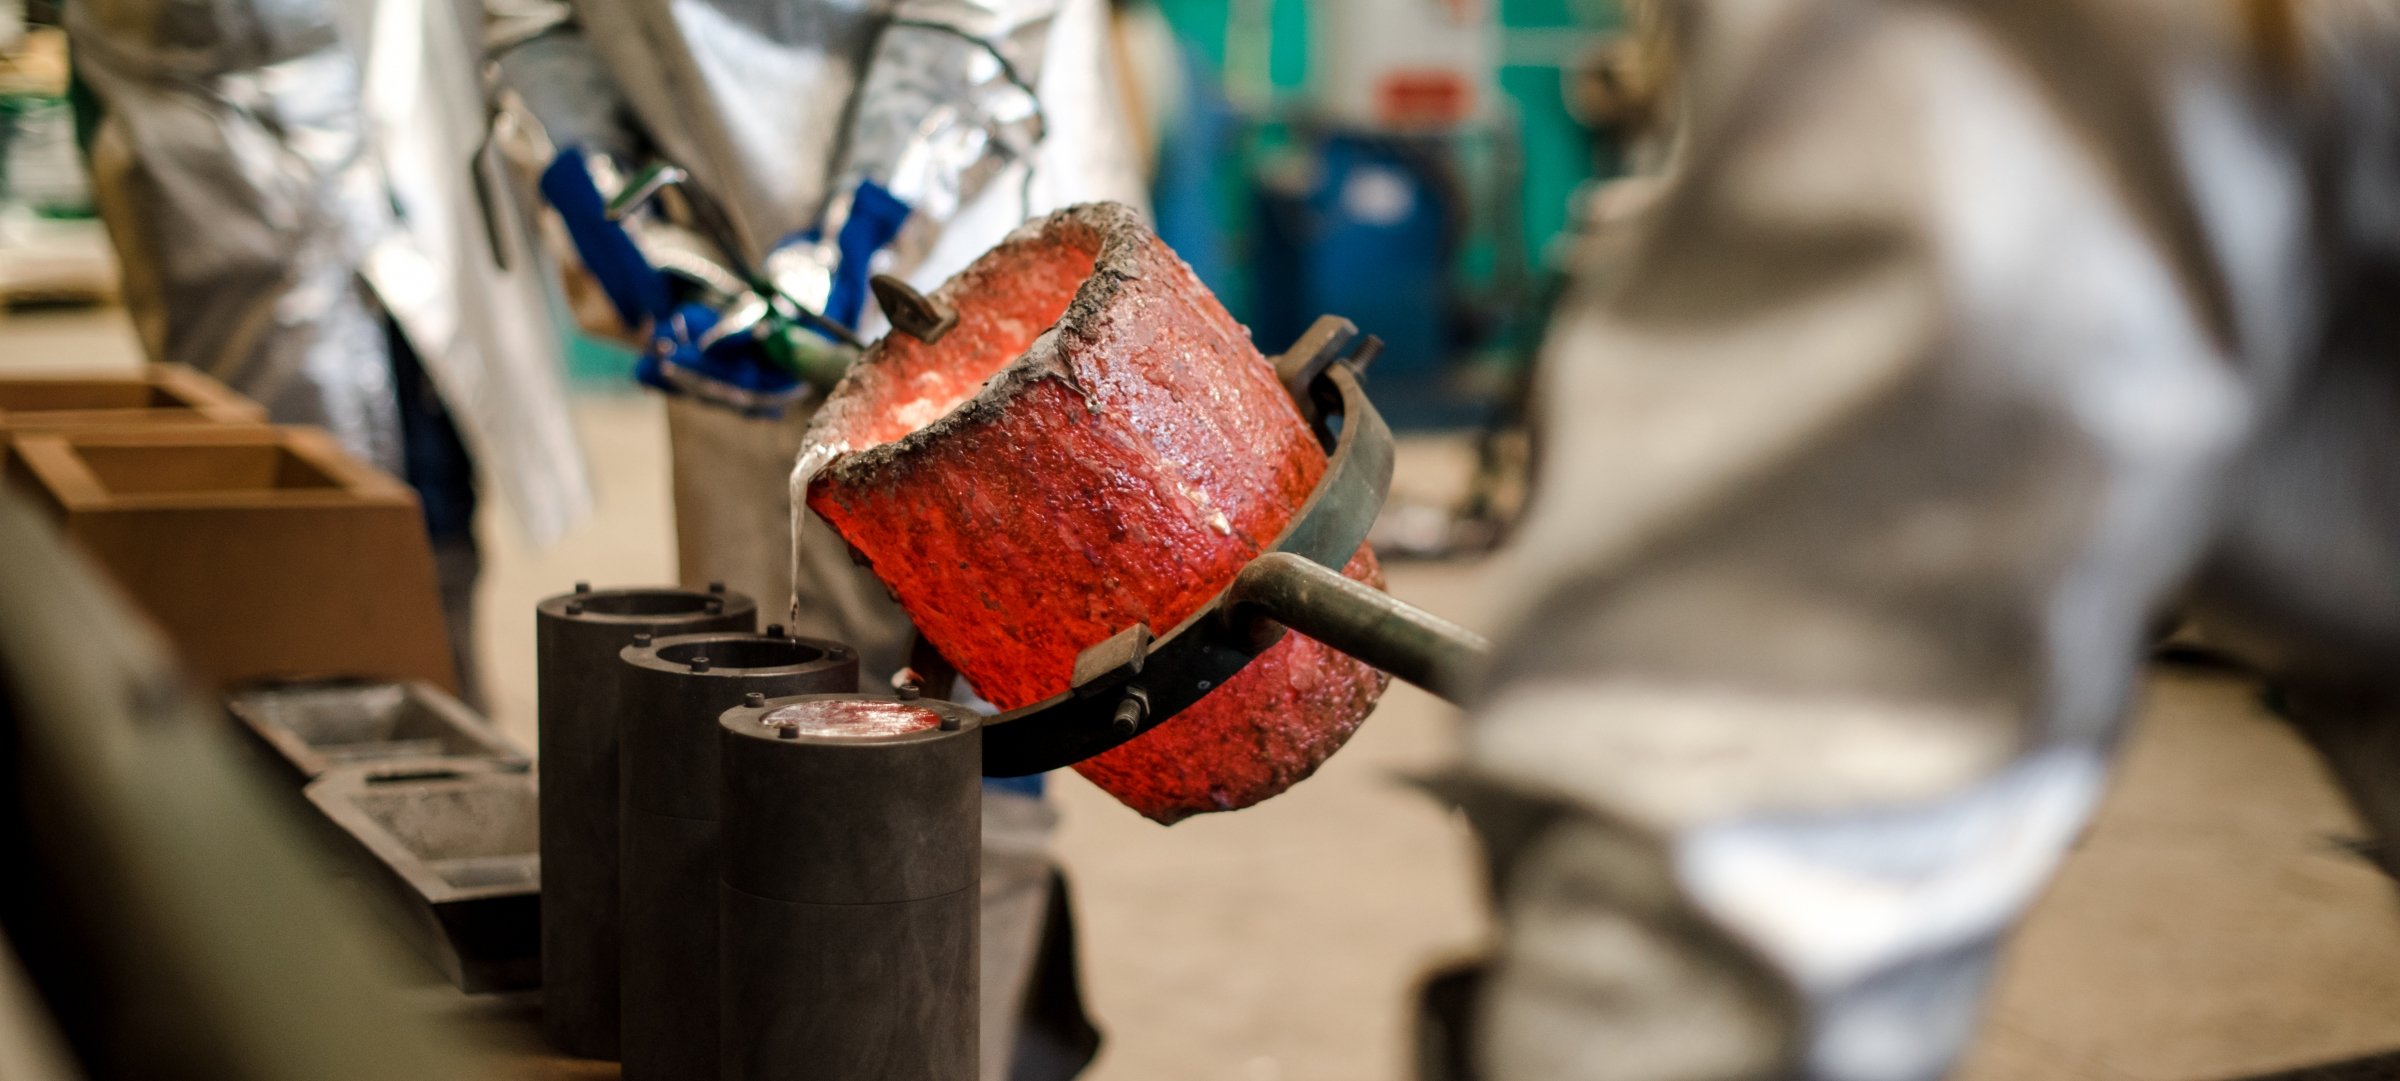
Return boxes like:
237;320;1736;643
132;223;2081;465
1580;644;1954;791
1464;2;2400;1078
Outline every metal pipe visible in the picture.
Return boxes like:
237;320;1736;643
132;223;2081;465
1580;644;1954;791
534;583;754;1059
617;630;857;1081
1227;552;1492;704
718;695;981;1081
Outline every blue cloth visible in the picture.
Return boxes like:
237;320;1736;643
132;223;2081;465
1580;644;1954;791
538;149;670;328
821;180;912;330
631;302;802;409
386;319;477;540
983;774;1048;797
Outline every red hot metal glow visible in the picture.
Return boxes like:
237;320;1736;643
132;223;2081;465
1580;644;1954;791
803;202;1387;824
763;700;942;739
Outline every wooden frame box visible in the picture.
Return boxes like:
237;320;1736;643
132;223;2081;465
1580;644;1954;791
7;425;458;692
0;364;265;472
0;361;262;429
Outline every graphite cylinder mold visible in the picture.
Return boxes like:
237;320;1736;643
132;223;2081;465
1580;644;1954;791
304;757;541;992
617;630;858;1081
718;694;982;1081
534;583;755;1059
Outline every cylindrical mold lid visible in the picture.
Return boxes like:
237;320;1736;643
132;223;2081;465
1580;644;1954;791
718;695;982;906
619;631;859;819
803;201;1388;825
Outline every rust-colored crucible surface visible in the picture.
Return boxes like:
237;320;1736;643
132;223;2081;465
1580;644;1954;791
803;202;1386;824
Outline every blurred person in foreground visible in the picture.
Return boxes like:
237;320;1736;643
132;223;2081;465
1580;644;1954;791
1461;2;2400;1079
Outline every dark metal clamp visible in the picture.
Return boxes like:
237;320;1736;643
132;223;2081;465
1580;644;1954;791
979;316;1493;777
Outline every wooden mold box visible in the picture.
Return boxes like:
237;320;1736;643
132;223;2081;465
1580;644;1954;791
0;362;264;430
0;364;265;471
7;425;458;693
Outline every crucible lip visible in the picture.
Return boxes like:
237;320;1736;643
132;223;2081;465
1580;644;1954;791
620;631;849;675
805;201;1154;489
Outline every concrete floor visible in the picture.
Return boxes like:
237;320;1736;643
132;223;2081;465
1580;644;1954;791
8;305;2400;1080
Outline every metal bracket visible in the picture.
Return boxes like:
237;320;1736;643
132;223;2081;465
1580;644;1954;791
871;274;959;344
1275;317;1384;433
1070;623;1152;692
607;163;689;221
980;315;1399;777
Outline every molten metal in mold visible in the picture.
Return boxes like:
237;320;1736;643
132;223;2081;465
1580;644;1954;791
802;202;1386;824
761;700;942;739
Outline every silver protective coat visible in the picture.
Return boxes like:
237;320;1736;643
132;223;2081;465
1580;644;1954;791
1467;2;2400;1079
71;0;592;545
359;0;594;545
567;0;1136;282
71;0;406;473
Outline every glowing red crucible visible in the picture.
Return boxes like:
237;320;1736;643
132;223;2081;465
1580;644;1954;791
801;202;1387;824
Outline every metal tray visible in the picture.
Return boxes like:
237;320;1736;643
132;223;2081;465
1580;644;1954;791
305;757;540;993
228;678;526;782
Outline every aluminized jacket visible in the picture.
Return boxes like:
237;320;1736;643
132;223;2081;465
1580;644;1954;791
70;0;592;545
1466;2;2400;1079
